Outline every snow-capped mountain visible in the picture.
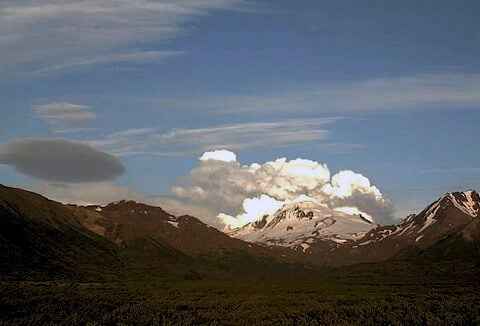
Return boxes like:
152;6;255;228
230;200;375;251
363;190;479;241
342;190;480;263
230;190;480;258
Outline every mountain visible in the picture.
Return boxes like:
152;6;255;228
75;200;257;256
1;183;479;281
0;184;124;280
230;200;375;252
311;190;480;265
353;190;480;261
71;200;302;277
0;184;301;281
229;190;480;265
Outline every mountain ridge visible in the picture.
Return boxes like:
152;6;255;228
0;184;305;281
0;183;479;281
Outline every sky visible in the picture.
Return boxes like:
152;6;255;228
0;0;479;228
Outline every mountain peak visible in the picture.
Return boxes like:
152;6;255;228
438;190;479;218
103;200;173;215
364;189;478;243
106;199;143;207
231;200;375;248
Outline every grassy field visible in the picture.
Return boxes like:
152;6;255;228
1;276;479;325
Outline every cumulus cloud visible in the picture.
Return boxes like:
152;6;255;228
0;138;125;182
323;170;382;198
218;194;285;229
173;150;394;227
32;102;96;132
200;150;237;162
8;146;393;229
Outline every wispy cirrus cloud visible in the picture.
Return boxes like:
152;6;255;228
420;167;480;174
0;0;251;80
88;118;350;157
26;51;186;78
148;73;480;114
32;102;96;132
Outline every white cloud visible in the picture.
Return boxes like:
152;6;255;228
218;194;285;229
200;150;237;162
88;118;342;157
32;102;96;132
173;150;394;227
0;0;250;79
9;147;393;229
251;158;331;199
323;170;382;199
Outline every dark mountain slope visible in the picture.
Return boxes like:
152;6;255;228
0;184;305;281
0;185;124;280
1;184;479;281
71;200;306;279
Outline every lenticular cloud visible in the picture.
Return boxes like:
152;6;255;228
173;150;393;229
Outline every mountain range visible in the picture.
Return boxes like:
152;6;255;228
0;184;479;281
232;190;480;263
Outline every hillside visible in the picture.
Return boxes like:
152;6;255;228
1;184;479;281
0;184;302;281
0;184;123;280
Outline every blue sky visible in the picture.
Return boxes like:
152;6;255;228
0;0;479;225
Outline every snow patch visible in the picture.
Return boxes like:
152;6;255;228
398;221;416;236
418;201;441;233
300;243;310;252
330;237;347;244
450;192;479;217
167;220;179;228
334;206;374;223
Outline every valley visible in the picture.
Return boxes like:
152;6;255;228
0;184;479;324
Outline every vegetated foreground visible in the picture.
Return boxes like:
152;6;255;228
1;184;479;324
1;262;479;326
